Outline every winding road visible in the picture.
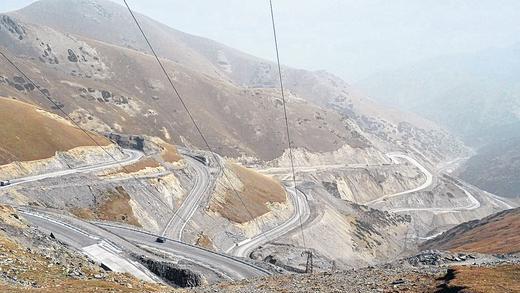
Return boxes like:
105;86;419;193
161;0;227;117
364;153;434;205
19;210;159;282
373;153;512;213
98;223;271;279
20;209;270;281
227;185;310;257
4;148;271;282
0;148;143;189
161;156;212;240
388;183;481;214
13;146;506;281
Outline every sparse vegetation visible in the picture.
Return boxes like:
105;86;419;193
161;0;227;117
436;265;520;293
0;97;110;165
195;232;215;250
210;163;286;223
421;208;520;254
72;186;141;227
0;205;166;292
159;142;182;163
121;158;161;173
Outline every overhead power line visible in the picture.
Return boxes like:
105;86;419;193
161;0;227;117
268;0;307;249
0;50;200;232
122;0;271;243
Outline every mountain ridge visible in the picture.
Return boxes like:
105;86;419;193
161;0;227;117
0;0;466;164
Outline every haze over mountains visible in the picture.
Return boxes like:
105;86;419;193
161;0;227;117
359;44;520;145
0;0;518;291
359;44;520;199
0;0;466;164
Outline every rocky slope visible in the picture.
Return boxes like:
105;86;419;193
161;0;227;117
0;96;130;187
2;2;516;290
358;45;520;201
459;136;520;199
421;207;520;254
248;175;413;271
2;202;518;292
0;204;167;292
0;94;290;255
178;159;293;251
0;0;466;164
186;250;520;293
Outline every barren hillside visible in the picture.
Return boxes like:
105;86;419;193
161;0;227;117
0;0;467;163
459;137;520;199
421;208;520;254
209;163;287;224
0;96;109;165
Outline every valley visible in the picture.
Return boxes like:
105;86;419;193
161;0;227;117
0;0;517;291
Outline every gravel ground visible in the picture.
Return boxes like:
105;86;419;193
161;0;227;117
185;251;520;293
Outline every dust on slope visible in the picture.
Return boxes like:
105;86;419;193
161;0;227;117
421;208;520;254
0;97;109;165
210;163;286;223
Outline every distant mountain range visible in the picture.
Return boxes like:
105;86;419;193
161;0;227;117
358;44;520;198
358;44;520;146
459;136;520;198
0;0;465;163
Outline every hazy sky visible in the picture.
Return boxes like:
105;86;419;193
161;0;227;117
2;0;520;81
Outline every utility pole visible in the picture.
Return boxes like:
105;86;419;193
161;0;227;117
302;250;313;273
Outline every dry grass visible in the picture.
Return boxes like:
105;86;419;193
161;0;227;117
0;97;110;165
195;232;215;251
210;163;286;224
71;207;96;221
424;208;520;254
0;280;165;293
159;141;182;163
0;220;165;292
0;205;27;228
121;158;161;173
436;265;520;293
72;186;141;227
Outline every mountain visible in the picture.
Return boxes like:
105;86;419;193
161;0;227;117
358;45;520;199
0;204;165;292
0;96;109;165
421;207;520;254
458;136;520;198
0;0;466;164
0;2;517;290
358;44;520;147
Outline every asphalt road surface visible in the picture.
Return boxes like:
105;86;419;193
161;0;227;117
161;156;211;240
365;153;434;205
227;184;310;258
98;223;271;279
0;148;143;190
19;210;157;282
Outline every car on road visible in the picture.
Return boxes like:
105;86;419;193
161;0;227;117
0;180;11;187
156;236;166;243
